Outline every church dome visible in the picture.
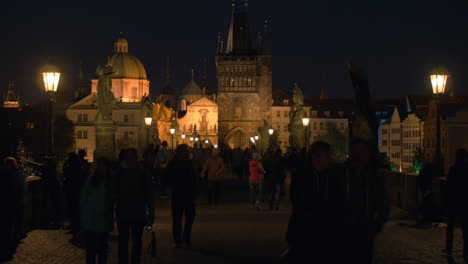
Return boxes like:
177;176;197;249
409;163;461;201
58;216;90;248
182;79;203;95
96;36;147;80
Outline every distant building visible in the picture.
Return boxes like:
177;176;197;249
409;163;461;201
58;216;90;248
66;36;153;161
3;83;19;109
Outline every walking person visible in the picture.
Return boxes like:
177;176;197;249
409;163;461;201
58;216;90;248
340;139;389;264
249;152;266;210
283;141;340;263
80;157;114;264
444;148;468;257
114;148;155;264
201;148;224;206
42;156;62;228
0;157;26;262
263;149;286;210
63;152;85;236
417;162;436;227
157;141;170;198
167;144;197;248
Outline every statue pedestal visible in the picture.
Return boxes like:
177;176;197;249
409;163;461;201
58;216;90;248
94;121;116;160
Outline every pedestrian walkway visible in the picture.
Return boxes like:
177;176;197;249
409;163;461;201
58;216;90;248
6;203;466;264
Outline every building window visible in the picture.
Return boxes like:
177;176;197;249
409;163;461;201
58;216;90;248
283;111;288;118
276;111;280;118
83;131;88;139
382;140;387;146
77;131;82;139
284;125;288;133
391;128;400;134
391;140;400;146
283;99;289;105
131;87;138;99
320;122;324;130
78;113;83;122
391;152;400;158
124;114;129;123
83;114;88;122
340;122;345;130
26;122;34;129
124;131;134;143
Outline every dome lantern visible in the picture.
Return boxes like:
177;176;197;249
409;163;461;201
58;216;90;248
114;33;129;53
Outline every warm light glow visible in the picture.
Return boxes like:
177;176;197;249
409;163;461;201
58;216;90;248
250;137;255;143
205;140;209;144
43;72;60;92
268;128;274;135
170;128;175;134
181;134;186;139
302;117;310;127
214;144;218;148
144;116;152;126
430;74;448;94
254;135;259;140
190;137;194;141
195;137;199;142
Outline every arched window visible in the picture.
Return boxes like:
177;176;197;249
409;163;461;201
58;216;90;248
181;100;187;111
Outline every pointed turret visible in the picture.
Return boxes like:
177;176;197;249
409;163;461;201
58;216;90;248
200;58;208;93
226;0;253;55
3;82;19;108
162;56;173;94
259;20;271;55
114;32;129;53
75;61;87;99
320;87;328;100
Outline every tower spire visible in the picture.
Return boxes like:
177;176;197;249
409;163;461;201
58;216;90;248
201;57;208;93
226;0;252;54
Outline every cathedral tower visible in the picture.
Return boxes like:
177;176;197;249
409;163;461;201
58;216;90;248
216;0;272;148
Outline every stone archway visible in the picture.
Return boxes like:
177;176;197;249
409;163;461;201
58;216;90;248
223;127;249;149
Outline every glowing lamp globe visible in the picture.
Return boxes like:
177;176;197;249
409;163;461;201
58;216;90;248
302;117;310;127
42;64;61;93
430;68;448;95
190;137;194;141
268;128;274;135
181;134;186;139
205;140;209;144
214;144;218;148
195;137;199;142
144;116;152;126
170;128;175;134
254;135;259;140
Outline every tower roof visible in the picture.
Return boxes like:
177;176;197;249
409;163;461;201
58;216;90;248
182;70;203;95
226;1;253;55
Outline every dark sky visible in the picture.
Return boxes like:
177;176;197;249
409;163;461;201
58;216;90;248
2;0;468;104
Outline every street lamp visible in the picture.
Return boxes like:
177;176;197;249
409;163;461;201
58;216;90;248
214;144;218;148
268;128;274;135
430;68;448;175
42;63;61;156
181;134;186;144
144;116;153;146
254;135;259;141
302;117;310;150
170;128;175;150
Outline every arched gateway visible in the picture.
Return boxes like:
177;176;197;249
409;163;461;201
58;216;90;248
223;127;249;149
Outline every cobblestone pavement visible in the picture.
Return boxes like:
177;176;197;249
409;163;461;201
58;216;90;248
4;176;466;264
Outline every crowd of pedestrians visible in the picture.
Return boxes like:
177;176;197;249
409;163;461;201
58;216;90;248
2;139;468;263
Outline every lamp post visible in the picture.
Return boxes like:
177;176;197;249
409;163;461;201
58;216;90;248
144;116;152;146
189;137;194;147
42;64;61;156
181;134;186;144
302;117;310;150
268;128;274;149
430;68;448;175
170;128;175;150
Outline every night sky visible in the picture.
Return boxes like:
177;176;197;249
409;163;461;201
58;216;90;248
2;0;468;105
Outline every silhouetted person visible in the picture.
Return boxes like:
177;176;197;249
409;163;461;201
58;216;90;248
63;152;83;235
249;152;266;210
444;148;468;257
341;139;389;264
114;148;155;264
80;157;113;264
417;162;435;227
201;149;224;206
42;157;61;228
0;157;25;262
167;144;197;248
283;141;339;263
263;148;286;210
157;141;170;197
